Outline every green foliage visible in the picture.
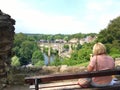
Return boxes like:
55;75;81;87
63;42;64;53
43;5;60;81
13;33;27;56
50;56;62;66
32;50;44;65
76;43;82;50
54;34;65;39
108;42;120;58
43;47;48;54
19;40;37;65
13;33;40;65
76;43;92;59
59;43;93;66
64;44;69;50
26;33;97;43
11;56;20;67
77;62;89;67
47;35;53;42
14;33;27;46
51;49;58;55
97;16;120;57
64;36;69;42
43;46;58;56
97;16;120;44
34;60;44;67
27;36;36;41
70;33;96;40
111;54;120;59
61;58;80;66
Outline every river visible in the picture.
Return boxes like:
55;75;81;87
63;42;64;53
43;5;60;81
43;53;55;65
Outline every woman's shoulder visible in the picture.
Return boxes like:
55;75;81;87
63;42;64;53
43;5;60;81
94;54;113;60
91;55;97;61
103;55;114;62
106;55;114;59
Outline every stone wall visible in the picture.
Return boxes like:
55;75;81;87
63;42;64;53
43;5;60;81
0;10;15;89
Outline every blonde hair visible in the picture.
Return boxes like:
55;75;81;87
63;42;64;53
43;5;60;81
93;42;106;55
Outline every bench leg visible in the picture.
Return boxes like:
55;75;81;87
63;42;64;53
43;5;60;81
35;79;39;90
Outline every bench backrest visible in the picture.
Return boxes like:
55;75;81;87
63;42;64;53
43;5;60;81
25;69;120;90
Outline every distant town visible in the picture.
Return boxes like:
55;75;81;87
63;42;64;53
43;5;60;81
38;35;97;58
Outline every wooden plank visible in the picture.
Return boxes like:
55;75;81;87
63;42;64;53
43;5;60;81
65;85;120;90
25;69;120;84
30;80;79;90
29;83;120;90
62;85;120;90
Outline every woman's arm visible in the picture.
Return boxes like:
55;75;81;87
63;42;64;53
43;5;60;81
87;65;94;72
87;54;94;72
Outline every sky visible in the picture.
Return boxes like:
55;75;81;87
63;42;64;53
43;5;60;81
0;0;120;34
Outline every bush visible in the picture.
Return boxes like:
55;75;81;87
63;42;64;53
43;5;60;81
11;56;20;67
34;60;44;67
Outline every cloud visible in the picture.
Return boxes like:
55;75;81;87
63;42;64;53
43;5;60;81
0;0;120;34
0;0;88;34
20;11;87;34
85;0;120;32
86;0;114;12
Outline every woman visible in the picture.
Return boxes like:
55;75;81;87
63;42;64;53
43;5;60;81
87;42;116;87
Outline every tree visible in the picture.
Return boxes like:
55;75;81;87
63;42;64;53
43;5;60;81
97;16;120;57
34;60;44;67
13;33;27;56
97;16;120;43
32;50;44;65
76;43;93;62
13;33;40;65
64;36;69;42
13;33;27;47
76;43;82;50
19;40;37;65
64;44;69;50
50;55;61;66
11;56;20;67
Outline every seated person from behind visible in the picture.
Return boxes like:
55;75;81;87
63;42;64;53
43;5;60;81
87;42;116;87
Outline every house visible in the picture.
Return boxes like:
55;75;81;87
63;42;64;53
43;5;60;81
69;38;78;44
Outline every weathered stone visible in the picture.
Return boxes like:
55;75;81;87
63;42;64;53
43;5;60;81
0;10;15;87
60;65;68;72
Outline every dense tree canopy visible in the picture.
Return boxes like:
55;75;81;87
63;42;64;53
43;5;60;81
12;33;41;65
97;16;120;58
32;50;44;65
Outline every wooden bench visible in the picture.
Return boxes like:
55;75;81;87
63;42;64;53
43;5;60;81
25;69;120;90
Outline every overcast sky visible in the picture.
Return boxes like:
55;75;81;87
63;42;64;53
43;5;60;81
0;0;120;34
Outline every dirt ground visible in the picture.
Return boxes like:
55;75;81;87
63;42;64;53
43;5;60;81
2;85;31;90
2;80;80;90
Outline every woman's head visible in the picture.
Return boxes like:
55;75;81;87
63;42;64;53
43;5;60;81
93;42;106;55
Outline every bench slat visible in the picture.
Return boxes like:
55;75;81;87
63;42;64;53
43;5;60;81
25;69;120;84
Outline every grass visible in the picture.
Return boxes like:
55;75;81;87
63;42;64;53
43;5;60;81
73;61;89;67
